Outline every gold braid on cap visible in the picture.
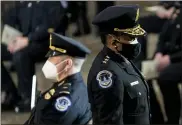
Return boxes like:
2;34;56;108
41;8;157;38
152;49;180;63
48;28;67;54
135;8;139;22
49;46;67;53
114;25;146;36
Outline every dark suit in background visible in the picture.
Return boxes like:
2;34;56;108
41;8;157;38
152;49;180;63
154;8;182;124
1;1;66;112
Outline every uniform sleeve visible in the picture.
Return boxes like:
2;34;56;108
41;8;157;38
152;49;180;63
40;95;73;125
28;2;65;43
170;51;182;63
91;70;124;125
155;21;171;54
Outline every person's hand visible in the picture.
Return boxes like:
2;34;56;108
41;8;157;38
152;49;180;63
13;36;29;53
165;7;175;19
171;9;180;20
156;7;175;19
156;6;168;19
7;40;17;53
157;55;171;72
154;52;163;62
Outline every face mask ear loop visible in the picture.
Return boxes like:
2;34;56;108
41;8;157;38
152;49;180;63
55;59;68;82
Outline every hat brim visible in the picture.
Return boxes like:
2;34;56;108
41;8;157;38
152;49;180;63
45;50;65;58
114;25;146;37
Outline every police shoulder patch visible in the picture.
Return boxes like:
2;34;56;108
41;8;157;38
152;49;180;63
96;70;113;88
55;96;71;112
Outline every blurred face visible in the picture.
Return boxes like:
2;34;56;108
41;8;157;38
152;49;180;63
42;55;73;82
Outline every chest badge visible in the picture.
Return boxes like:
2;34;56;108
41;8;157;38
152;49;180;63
55;96;71;112
96;70;113;88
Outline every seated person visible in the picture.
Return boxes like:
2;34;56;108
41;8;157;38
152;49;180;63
1;1;66;112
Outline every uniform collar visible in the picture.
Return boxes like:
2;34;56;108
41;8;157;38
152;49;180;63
64;72;82;83
53;72;82;87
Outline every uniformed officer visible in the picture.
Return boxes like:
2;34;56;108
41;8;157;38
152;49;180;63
24;33;92;124
87;5;151;124
153;6;182;124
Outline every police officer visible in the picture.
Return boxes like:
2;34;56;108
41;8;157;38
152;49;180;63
87;5;151;124
1;1;66;111
153;6;182;124
25;32;92;124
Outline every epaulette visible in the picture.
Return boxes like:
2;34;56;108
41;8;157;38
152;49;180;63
44;88;56;100
102;55;110;64
44;82;71;100
54;82;72;98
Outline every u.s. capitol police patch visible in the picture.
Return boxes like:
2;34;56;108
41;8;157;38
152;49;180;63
55;96;71;112
96;70;113;88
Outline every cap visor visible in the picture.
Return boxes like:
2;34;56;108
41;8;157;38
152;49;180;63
45;50;64;58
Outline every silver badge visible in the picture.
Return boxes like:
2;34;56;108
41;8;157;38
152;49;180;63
55;96;71;112
96;70;113;88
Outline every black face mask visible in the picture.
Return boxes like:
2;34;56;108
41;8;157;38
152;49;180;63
116;43;141;60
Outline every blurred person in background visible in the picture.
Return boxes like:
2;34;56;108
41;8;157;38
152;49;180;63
1;1;66;112
96;1;114;14
88;5;151;124
132;2;182;124
95;1;114;36
134;1;181;69
67;1;91;37
153;6;182;124
25;33;92;125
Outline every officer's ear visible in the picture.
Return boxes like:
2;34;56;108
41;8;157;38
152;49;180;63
107;34;117;47
65;58;73;71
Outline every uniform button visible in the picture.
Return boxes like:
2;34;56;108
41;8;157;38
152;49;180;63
176;24;180;29
148;96;150;99
28;2;32;8
150;114;152;118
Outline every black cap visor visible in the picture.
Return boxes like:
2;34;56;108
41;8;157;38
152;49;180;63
45;50;65;58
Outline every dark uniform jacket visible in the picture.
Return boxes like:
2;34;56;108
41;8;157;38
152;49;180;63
156;8;182;63
87;46;151;125
25;73;92;125
3;1;65;45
